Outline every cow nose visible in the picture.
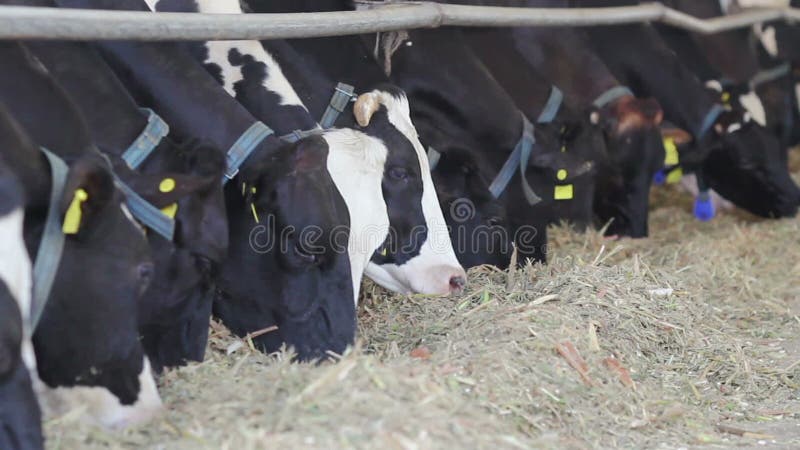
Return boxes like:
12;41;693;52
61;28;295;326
449;275;466;294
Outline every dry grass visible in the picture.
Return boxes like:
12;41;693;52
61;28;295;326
45;149;800;449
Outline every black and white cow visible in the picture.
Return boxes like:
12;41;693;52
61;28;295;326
0;42;161;428
0;127;43;450
151;0;468;291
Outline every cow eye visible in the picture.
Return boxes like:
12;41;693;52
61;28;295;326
388;166;409;181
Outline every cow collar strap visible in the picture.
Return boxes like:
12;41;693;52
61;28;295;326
537;86;564;124
488;113;542;205
30;147;69;330
223;121;275;183
592;86;634;110
750;63;791;90
122;108;169;170
320;82;356;129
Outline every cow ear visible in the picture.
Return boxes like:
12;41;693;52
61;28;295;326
59;155;116;236
353;92;381;127
121;173;212;209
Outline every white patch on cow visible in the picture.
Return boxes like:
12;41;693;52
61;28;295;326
0;208;35;370
738;91;767;126
189;0;307;108
705;80;724;93
727;122;744;133
719;0;734;13
35;357;162;429
362;92;466;295
754;23;780;57
795;82;800;116
322;128;389;304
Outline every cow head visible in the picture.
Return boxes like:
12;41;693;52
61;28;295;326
353;88;467;295
532;119;601;229
703;112;800;217
594;95;665;237
31;153;161;429
0;157;43;450
214;136;357;360
429;148;513;270
121;140;228;370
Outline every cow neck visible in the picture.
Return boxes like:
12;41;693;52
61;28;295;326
430;112;542;205
462;27;556;120
508;25;621;111
581;23;723;139
0;41;174;239
23;41;168;170
93;39;281;176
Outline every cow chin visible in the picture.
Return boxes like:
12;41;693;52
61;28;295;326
35;357;162;430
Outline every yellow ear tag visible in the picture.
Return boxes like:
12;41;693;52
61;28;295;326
380;247;388;257
663;137;680;166
721;91;731;105
159;177;176;193
554;184;574;200
161;203;178;219
554;169;573;200
62;188;88;234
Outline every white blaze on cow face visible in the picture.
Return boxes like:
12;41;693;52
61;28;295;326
35;357;162;429
363;92;466;295
323;129;390;304
0;208;35;371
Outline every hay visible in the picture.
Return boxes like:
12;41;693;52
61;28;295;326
45;149;800;449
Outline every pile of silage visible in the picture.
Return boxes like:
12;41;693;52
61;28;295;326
44;150;800;450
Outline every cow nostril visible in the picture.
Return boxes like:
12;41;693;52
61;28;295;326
449;275;466;293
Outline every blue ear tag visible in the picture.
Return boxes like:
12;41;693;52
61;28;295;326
653;170;667;186
694;191;715;222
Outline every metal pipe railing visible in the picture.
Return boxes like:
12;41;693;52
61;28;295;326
0;2;795;41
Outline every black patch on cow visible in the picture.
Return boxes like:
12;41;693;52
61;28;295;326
358;106;428;266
